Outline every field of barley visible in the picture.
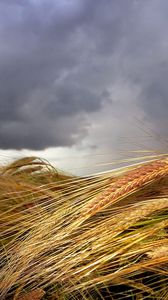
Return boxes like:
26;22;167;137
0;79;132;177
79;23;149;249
0;155;168;300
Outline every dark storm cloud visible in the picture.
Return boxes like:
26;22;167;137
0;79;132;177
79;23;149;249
118;0;168;137
0;0;167;150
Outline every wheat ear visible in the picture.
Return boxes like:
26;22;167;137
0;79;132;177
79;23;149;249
82;159;168;218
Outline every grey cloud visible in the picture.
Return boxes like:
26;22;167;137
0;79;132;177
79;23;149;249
46;83;102;117
120;0;168;137
0;0;121;150
138;65;168;137
0;0;167;151
0;111;89;150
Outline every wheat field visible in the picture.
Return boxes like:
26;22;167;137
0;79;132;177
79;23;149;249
0;155;168;299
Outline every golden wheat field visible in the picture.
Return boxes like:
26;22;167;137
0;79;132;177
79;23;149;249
0;155;168;300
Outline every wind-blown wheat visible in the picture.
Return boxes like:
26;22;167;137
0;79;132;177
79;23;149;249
0;156;168;299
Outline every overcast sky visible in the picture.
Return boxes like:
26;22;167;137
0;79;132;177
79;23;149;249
0;0;168;174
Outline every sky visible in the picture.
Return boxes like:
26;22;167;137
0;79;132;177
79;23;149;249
0;0;168;174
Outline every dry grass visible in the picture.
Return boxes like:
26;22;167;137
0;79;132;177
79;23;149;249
0;155;168;299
